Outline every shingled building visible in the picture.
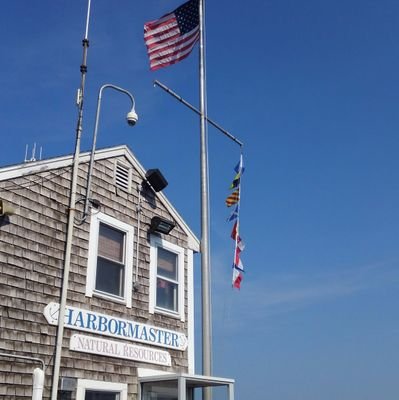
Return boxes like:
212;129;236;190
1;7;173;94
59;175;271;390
0;145;234;400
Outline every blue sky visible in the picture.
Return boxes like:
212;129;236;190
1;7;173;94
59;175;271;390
1;1;399;399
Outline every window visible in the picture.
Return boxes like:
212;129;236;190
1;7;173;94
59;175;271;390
76;379;127;400
156;248;178;312
141;381;178;400
86;213;134;308
149;236;185;321
96;223;125;296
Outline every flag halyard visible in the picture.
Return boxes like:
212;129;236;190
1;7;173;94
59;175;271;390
226;154;246;289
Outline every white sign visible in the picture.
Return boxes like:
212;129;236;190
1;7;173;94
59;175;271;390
70;334;172;367
43;302;188;351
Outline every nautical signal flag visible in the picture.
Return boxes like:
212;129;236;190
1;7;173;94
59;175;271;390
226;154;246;290
234;156;245;175
225;189;240;207
231;221;238;240
226;206;239;222
237;236;245;252
230;156;244;189
144;0;200;71
229;174;240;190
232;268;243;289
234;248;244;271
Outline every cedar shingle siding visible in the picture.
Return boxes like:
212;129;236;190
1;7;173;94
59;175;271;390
0;148;196;399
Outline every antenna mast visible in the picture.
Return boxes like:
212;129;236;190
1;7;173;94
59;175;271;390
51;1;92;399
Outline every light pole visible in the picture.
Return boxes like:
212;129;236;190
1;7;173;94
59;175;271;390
82;84;138;220
51;84;137;400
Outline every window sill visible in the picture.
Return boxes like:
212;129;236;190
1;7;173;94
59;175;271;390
155;306;182;320
92;290;128;307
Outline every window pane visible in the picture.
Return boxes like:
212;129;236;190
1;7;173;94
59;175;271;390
142;380;177;400
157;248;177;280
98;223;124;262
96;257;124;297
156;278;178;312
85;391;120;400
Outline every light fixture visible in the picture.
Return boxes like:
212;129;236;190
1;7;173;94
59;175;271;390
145;169;168;192
0;199;15;216
150;216;175;235
81;83;138;223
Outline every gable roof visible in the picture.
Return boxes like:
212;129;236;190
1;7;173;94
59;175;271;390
0;145;200;252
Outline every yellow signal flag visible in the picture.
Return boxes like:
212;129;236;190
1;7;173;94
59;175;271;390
225;189;240;207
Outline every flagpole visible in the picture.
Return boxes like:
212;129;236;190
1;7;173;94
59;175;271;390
50;1;91;399
198;0;212;398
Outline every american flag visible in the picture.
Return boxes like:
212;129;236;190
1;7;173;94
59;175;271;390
144;0;200;71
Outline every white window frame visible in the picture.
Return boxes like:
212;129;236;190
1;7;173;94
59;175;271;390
76;379;127;400
86;212;134;308
149;236;185;321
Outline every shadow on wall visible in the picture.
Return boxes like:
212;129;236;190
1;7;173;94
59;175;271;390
0;215;12;228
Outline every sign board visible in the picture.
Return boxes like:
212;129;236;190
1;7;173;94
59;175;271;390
70;334;172;367
43;302;188;351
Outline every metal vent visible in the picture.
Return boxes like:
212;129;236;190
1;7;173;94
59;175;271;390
115;162;131;192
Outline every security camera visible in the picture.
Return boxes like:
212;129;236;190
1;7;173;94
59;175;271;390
126;110;138;126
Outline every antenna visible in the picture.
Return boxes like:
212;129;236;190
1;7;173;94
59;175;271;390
31;143;36;162
24;143;43;163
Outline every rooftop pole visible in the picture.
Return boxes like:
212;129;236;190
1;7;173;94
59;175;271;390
198;0;212;399
50;1;91;399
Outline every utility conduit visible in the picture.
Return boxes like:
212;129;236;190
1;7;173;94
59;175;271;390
0;352;45;400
